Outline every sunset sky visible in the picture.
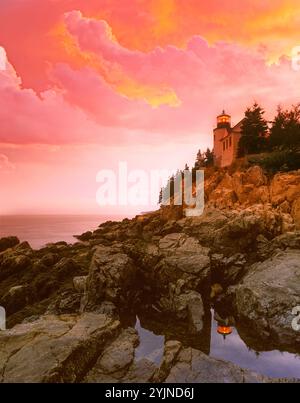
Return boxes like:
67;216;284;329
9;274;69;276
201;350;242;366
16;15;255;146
1;0;300;215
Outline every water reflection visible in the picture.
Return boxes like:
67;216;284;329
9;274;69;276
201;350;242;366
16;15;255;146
211;309;300;378
217;326;233;339
135;317;164;364
134;309;300;379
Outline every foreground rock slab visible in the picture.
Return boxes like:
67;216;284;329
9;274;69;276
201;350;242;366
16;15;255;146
164;346;298;383
233;250;300;348
0;313;120;383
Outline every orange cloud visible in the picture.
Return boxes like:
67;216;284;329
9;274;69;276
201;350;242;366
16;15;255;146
50;16;180;107
1;0;300;94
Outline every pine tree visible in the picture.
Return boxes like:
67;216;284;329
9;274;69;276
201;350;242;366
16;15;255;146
269;106;286;149
194;149;205;169
238;102;268;156
158;188;163;204
270;104;300;150
204;148;214;167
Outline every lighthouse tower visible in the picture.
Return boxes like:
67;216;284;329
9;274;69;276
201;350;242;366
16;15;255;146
213;111;231;167
213;110;243;167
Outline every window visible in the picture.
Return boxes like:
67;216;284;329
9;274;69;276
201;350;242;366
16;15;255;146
229;137;232;147
223;142;225;151
226;139;228;149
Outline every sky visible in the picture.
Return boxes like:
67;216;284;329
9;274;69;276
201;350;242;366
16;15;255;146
0;0;300;215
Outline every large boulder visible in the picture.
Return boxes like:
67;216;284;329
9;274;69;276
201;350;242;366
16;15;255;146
0;252;32;280
233;250;300;349
0;285;32;315
157;233;210;284
0;236;20;253
81;245;137;311
233;166;269;205
213;205;282;252
155;234;210;315
270;171;300;206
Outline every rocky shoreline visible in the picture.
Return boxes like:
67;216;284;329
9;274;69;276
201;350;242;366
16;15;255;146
0;166;300;383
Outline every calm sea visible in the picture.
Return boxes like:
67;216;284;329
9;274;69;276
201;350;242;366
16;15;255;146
0;215;129;249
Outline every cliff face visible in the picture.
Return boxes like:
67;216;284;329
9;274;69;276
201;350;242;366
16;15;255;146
202;166;300;230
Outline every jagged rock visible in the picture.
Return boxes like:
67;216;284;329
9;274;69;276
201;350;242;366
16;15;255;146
233;250;300;348
155;234;210;318
39;253;60;267
213;206;282;251
81;245;137;311
75;231;93;242
14;242;32;252
0;285;31;315
73;276;88;293
54;258;82;279
158;234;210;280
170;291;204;333
281;213;296;232
270;171;300;206
153;340;182;382
272;231;300;250
160;205;183;221
84;325;156;383
0;253;32;279
278;200;291;214
84;328;139;381
211;253;246;286
165;347;280;383
233;167;269;205
47;290;81;315
182;208;232;245
93;301;118;317
0;236;20;253
159;220;182;236
206;166;270;208
0;313;120;383
122;359;157;383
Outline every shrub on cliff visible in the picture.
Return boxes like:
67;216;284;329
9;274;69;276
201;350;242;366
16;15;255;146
249;149;300;173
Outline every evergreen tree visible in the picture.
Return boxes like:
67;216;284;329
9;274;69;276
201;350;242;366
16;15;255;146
158;188;163;205
194;149;205;169
269;106;286;149
238;102;268;156
204;148;214;167
270;104;300;150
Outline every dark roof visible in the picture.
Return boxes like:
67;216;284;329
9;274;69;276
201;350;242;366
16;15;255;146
219;119;244;141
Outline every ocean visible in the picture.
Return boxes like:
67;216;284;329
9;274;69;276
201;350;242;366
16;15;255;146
0;215;129;249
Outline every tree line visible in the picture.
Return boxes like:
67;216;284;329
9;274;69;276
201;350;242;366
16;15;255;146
237;102;300;157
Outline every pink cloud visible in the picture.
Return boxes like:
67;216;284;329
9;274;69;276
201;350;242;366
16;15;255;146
1;16;299;148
